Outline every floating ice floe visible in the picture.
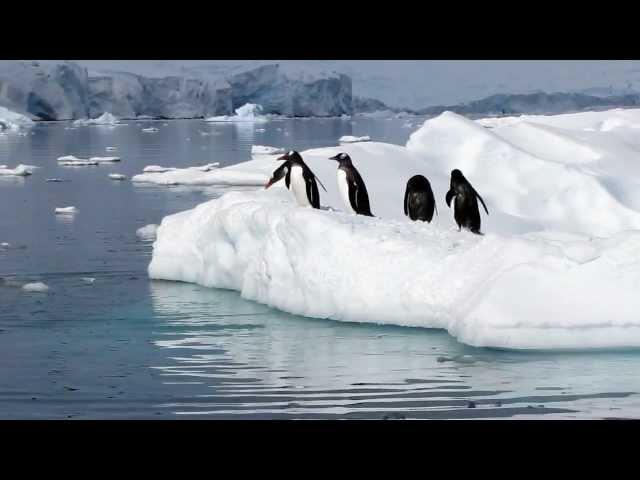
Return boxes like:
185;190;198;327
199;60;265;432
251;145;285;155
73;112;119;126
106;147;118;152
55;206;77;214
149;108;640;350
0;165;33;176
205;103;268;123
143;165;178;173
136;224;159;241
142;127;159;133
46;178;64;182
22;282;49;292
339;135;371;143
0;242;10;248
255;128;266;132
108;173;127;180
81;277;95;284
89;156;121;163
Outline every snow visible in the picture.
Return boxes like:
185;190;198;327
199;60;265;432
22;282;49;292
55;206;77;214
136;224;159;240
205;103;268;123
0;165;33;176
251;145;285;155
148;108;640;350
0;106;34;131
73;112;119;126
339;135;371;143
108;173;127;180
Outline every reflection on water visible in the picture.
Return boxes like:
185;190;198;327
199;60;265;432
1;119;640;419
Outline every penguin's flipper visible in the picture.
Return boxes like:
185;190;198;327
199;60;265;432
404;184;410;216
314;174;328;193
475;190;489;215
307;176;320;209
445;189;455;208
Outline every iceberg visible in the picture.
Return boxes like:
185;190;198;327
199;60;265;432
205;103;268;123
339;135;371;143
22;282;49;292
148;108;640;350
0;164;33;176
251;145;285;155
55;206;77;214
0;106;34;131
136;224;159;241
73;112;119;126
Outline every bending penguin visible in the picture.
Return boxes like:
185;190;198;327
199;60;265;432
265;150;325;209
404;175;437;222
445;169;489;234
328;152;374;216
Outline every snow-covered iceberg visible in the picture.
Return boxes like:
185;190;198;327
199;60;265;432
0;164;33;176
0;106;34;131
73;112;119;126
205;103;268;123
148;108;640;350
339;135;371;143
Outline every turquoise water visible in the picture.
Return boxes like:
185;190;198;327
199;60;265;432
1;118;639;419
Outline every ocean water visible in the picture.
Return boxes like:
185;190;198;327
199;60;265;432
1;117;640;419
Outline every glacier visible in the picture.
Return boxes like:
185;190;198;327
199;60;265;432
147;108;640;350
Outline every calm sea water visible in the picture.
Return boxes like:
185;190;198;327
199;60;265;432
1;117;640;419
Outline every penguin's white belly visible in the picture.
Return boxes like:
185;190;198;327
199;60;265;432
290;166;311;207
337;169;354;213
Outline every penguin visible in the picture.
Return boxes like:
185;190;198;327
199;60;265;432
268;150;325;209
328;152;374;216
404;175;437;222
445;169;489;234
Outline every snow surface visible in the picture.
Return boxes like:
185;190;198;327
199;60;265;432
55;206;77;214
339;135;371;143
0;165;33;176
205;103;268;123
0;106;34;131
251;145;285;155
73;112;119;126
22;282;49;292
148;108;640;350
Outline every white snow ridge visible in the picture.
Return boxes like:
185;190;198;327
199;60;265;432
149;108;640;350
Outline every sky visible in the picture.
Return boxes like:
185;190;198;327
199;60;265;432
74;60;640;109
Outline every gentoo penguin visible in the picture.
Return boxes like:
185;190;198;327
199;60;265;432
269;150;325;209
404;175;437;222
328;152;373;216
445;169;489;234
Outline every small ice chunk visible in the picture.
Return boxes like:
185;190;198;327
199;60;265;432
142;127;159;133
0;242;10;248
90;156;121;163
55;206;77;214
136;224;158;240
59;160;99;166
255;128;266;132
109;173;127;180
0;165;6;169
81;277;95;284
339;135;371;143
251;145;285;155
23;282;49;292
106;147;117;152
143;165;177;173
46;178;64;182
0;164;33;176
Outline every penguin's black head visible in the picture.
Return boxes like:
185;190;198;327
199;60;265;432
451;169;464;181
278;150;303;164
329;152;352;165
